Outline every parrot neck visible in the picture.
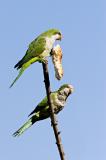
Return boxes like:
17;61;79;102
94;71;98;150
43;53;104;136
45;36;56;52
58;88;71;100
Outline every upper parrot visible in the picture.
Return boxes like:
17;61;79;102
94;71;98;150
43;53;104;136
10;29;62;88
13;84;74;137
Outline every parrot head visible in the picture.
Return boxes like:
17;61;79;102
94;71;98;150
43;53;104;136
58;84;74;96
42;28;62;41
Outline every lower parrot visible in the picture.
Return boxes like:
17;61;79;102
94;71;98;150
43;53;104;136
13;84;74;137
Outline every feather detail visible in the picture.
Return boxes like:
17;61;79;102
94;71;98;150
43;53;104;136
10;57;40;88
13;114;39;137
10;68;25;88
13;119;32;137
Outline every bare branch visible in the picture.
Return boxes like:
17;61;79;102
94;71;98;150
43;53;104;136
42;62;65;160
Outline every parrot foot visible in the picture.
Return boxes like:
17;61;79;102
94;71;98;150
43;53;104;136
42;59;48;64
39;58;48;64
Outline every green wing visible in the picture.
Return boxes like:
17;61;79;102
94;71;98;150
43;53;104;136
15;36;46;69
26;36;46;58
28;96;48;116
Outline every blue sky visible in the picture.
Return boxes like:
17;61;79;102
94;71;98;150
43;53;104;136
0;0;105;159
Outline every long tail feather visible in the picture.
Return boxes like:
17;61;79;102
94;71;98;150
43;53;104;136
10;68;25;88
13;119;32;137
10;57;41;88
13;116;38;137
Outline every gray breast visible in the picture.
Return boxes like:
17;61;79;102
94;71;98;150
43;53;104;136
52;94;66;114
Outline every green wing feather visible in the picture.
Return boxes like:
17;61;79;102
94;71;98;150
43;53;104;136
28;96;48;116
28;93;57;117
15;36;46;69
13;97;49;137
10;37;46;88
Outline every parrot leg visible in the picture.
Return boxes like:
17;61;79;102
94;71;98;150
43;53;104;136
39;58;48;64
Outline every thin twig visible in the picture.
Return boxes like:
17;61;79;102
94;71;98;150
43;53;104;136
42;62;65;160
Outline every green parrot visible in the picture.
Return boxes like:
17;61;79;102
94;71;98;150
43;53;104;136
13;84;74;137
10;29;62;88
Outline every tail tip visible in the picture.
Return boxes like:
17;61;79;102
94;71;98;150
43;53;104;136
12;131;20;137
9;84;13;88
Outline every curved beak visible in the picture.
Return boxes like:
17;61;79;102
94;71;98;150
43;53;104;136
57;34;62;41
59;34;62;41
68;84;74;94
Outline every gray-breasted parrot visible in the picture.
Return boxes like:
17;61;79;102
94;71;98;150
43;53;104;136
10;29;62;87
13;84;74;137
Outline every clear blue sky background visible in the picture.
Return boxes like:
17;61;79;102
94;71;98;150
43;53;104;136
0;0;105;159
